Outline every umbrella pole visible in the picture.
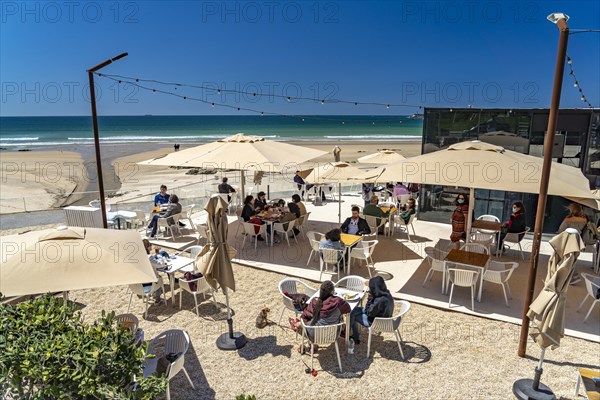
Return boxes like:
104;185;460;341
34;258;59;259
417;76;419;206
216;287;247;350
338;183;342;223
466;187;475;243
512;347;555;400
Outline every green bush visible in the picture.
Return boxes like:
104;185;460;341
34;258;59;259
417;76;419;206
0;295;167;399
235;395;257;400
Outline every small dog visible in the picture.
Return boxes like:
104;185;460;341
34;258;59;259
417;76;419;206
255;307;271;329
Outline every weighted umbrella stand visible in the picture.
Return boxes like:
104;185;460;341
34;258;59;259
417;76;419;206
216;287;247;350
513;347;556;400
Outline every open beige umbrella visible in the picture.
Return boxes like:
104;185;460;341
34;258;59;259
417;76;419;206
0;227;157;297
195;195;244;350
139;133;328;196
357;150;406;165
513;229;584;397
303;162;367;222
565;189;600;211
358;140;598;235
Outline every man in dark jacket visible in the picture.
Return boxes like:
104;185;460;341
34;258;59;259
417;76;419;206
349;276;394;344
341;206;371;236
148;194;182;238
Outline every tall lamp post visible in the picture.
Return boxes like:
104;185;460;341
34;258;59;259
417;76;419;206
87;53;128;228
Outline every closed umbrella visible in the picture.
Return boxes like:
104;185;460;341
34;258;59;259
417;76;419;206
195;195;245;350
513;229;585;399
357;150;405;165
139;133;328;196
304;162;367;222
0;227;157;297
358;140;597;236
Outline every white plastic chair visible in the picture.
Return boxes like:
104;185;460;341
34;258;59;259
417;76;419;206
196;224;210;245
367;300;411;359
127;277;166;318
114;313;139;333
319;248;345;281
301;320;344;373
277;278;317;325
365;215;386;237
296;212;311;238
470;232;495;256
349;240;378;277
218;193;232;215
273;219;298;247
482;261;519;306
179;245;203;259
503;227;530;260
577;273;600;322
392;213;417;241
475;215;500;234
145;329;195;400
132;211;148;230
447;268;479;311
396;194;411;207
179;275;217;316
422;246;448;293
157;214;180;238
334;275;367;292
241;222;268;249
234;209;245;237
180;204;195;229
460;242;489;255
89;199;100;208
306;231;325;266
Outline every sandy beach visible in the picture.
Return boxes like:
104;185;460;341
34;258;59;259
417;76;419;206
0;151;86;214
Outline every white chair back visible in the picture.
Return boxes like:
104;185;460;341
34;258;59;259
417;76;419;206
186;245;204;259
370;300;410;333
306;230;324;243
334;275;367;292
397;194;411;206
582;273;600;297
448;268;479;287
321;248;343;264
424;246;446;271
460;242;489;255
302;321;343;346
484;261;518;284
114;313;139;333
243;222;264;236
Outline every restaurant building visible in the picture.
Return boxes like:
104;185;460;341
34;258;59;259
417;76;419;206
418;107;599;233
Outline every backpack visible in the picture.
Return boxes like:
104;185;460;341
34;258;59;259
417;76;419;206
581;222;599;246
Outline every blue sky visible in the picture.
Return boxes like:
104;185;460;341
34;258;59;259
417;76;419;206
1;1;598;116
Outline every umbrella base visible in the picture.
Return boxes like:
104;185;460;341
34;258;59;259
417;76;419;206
512;379;556;400
216;332;247;350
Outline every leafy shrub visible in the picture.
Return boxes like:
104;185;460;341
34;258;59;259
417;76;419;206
0;295;167;399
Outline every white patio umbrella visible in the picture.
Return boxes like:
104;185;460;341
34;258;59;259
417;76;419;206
357;150;405;165
139;133;327;196
303;162;367;223
358;140;598;236
0;227;157;297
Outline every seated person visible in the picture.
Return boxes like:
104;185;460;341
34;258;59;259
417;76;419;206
289;280;351;345
241;195;268;242
350;276;393;344
143;239;170;269
498;201;527;253
147;195;182;238
320;228;345;266
558;203;588;233
153;185;170;212
218;177;236;202
142;239;165;304
254;191;267;212
341;206;371;236
294;171;313;199
399;198;417;224
291;194;306;236
363;196;390;233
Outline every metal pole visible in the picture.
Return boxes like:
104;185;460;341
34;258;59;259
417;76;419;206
518;17;569;357
87;53;128;229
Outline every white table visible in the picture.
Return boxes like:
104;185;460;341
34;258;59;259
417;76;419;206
308;287;366;349
106;210;137;229
159;255;196;306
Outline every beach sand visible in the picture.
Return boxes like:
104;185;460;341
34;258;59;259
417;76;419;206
0;151;86;214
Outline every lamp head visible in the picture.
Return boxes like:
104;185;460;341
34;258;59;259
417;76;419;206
547;13;569;23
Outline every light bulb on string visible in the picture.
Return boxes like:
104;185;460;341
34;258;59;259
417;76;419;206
567;58;572;64
386;104;390;109
320;100;324;105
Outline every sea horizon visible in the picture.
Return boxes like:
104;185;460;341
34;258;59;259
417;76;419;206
0;115;423;148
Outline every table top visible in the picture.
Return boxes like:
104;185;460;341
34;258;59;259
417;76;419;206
309;288;366;311
379;206;397;214
340;233;362;247
445;249;490;269
162;255;196;273
472;219;502;232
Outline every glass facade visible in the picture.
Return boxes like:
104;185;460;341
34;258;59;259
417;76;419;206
419;108;599;233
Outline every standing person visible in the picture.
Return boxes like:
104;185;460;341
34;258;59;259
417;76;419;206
393;182;409;201
218;177;236;202
450;194;469;249
148;195;182;238
341;206;371;236
498;201;527;253
349;276;394;344
333;146;342;162
153;185;170;212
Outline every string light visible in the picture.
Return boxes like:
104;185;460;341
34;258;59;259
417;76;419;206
97;74;410;124
98;72;422;109
566;55;594;108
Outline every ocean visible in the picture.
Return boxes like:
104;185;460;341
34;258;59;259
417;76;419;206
0;115;422;148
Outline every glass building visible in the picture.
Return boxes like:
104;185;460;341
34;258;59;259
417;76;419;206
418;108;599;233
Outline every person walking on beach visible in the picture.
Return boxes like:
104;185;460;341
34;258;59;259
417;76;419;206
450;194;469;249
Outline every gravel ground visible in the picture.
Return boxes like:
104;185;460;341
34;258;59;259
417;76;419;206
3;225;598;400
